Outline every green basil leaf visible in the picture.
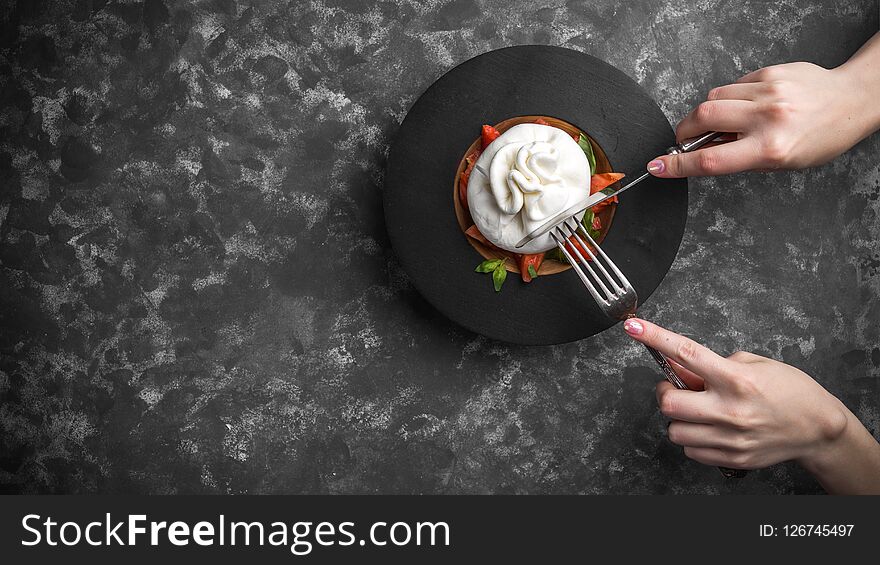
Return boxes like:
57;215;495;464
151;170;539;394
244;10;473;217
545;247;568;264
580;209;601;240
527;264;538;279
492;264;507;292
475;259;503;273
577;133;597;174
582;208;594;226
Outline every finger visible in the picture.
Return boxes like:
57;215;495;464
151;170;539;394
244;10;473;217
675;100;756;141
667;358;705;391
727;350;765;364
667;421;738;448
706;82;764;101
736;65;785;83
683;446;750;469
655;381;721;423
646;138;762;178
624;318;732;385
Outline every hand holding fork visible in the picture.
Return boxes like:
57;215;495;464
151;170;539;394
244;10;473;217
550;218;748;478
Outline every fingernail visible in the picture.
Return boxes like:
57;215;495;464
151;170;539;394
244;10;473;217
647;160;665;174
623;319;644;336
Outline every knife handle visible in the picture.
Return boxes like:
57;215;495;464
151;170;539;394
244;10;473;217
666;131;726;155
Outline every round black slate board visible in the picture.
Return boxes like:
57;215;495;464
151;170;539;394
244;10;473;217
384;46;687;345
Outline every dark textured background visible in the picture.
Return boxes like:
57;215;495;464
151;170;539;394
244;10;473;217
0;0;878;494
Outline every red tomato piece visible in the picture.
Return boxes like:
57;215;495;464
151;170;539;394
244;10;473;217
481;124;501;149
464;224;488;244
564;237;593;262
590;172;623;212
459;150;481;209
518;253;545;283
465;224;505;254
590;172;625;194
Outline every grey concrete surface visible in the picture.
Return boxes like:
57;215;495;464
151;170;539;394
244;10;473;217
0;0;878;493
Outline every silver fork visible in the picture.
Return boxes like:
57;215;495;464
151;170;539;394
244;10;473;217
550;217;747;478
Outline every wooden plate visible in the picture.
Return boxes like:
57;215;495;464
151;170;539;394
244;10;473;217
384;46;687;345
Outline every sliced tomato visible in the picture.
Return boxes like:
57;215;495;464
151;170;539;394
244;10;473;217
589;172;624;212
464;224;488;244
590;172;625;194
592;199;614;213
563;237;593;262
481;125;501;149
591;215;602;231
459;170;470;208
459;150;481;209
465;225;505;255
518;253;545;283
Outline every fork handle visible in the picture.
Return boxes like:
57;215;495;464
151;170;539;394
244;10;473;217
642;343;748;479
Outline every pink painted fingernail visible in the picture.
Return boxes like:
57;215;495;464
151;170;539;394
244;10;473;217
647;160;665;174
623;319;644;336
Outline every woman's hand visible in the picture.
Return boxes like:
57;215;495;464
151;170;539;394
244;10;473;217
647;33;880;177
623;318;880;494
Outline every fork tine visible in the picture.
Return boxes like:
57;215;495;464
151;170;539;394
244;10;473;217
550;230;608;306
578;227;633;292
561;218;626;295
557;219;617;299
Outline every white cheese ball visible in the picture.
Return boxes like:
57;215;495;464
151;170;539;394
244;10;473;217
466;123;591;254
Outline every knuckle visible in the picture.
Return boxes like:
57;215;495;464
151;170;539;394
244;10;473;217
658;391;676;417
756;66;779;81
765;79;787;99
729;451;752;468
762;135;790;167
696;151;721;175
765;100;793;120
733;373;760;396
693;101;716;123
675;339;701;364
706;87;722;101
728;350;756;363
740;69;765;83
728;350;747;362
729;433;754;453
724;404;756;431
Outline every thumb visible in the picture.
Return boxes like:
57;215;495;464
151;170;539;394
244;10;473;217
646;152;705;178
646;139;759;178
